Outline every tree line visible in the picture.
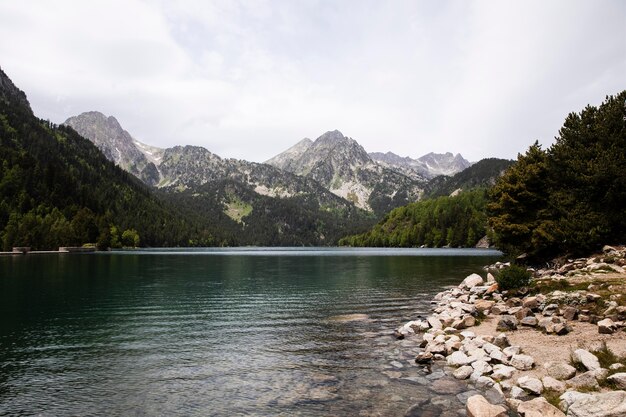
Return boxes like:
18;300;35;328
339;189;488;248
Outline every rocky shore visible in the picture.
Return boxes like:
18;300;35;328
397;245;626;416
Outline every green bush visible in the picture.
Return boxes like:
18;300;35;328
495;264;532;290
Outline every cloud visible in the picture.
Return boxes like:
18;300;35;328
0;0;624;163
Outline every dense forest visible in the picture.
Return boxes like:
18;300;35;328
488;91;626;260
0;69;221;250
339;189;488;248
163;180;374;247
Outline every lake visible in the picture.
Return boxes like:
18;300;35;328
0;248;501;416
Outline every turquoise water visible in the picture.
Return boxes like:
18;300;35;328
0;248;501;416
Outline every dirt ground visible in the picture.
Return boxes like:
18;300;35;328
471;271;626;380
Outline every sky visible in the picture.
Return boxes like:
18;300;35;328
0;0;624;163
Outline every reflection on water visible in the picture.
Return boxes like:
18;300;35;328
0;248;500;416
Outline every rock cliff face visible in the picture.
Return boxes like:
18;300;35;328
369;151;471;180
64;112;161;185
266;130;425;212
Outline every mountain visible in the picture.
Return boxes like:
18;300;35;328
264;138;312;171
63;113;375;244
338;158;515;249
369;151;471;180
64;112;161;185
265;130;425;213
423;158;514;198
0;67;222;250
64;114;361;206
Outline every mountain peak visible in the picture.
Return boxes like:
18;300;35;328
64;111;161;185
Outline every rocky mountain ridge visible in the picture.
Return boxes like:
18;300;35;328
265;130;425;212
65;112;474;216
63;113;367;223
64;112;161;185
369;151;471;180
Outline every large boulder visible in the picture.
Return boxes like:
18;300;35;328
491;364;516;381
566;390;626;417
559;391;592;413
460;273;484;289
447;351;473;366
453;365;474;380
517;397;565;417
427;316;443;330
544;361;577;380
541;376;566;394
517;375;543;395
567;371;600;391
510;354;534;370
496;315;519;332
475;299;496;312
572;349;601;371
466;394;508;417
598;318;617;334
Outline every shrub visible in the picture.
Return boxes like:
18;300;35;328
495;264;532;290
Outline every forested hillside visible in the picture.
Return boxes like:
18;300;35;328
339;189;488;248
0;68;221;250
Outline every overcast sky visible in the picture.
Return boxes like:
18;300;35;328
0;1;624;162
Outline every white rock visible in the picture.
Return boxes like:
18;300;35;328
427;316;443;330
491;364;516;381
453;365;474;380
541;376;566;394
510;386;526;399
460;273;484;289
460;330;476;340
489;349;507;363
517;375;543;395
517;397;566;417
472;360;493;375
510;354;534;370
475;376;496;388
567;371;600;390
466;394;508;417
503;346;522;358
566;390;626;417
447;351;473;366
559;391;593;413
482;342;500;355
572;349;601;371
544;361;577;380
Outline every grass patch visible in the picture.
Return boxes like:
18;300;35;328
542;389;563;409
224;198;253;223
594;342;621;369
